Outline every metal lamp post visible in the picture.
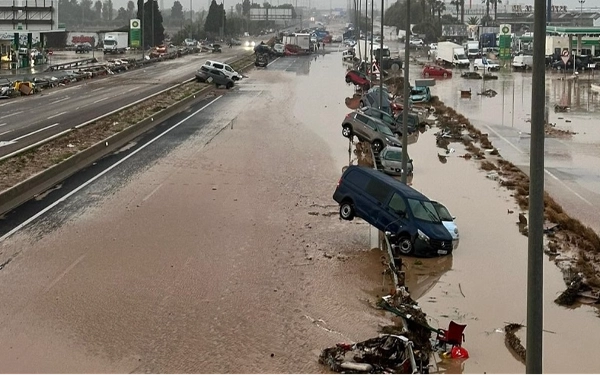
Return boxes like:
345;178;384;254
579;0;585;15
190;0;193;40
400;0;410;184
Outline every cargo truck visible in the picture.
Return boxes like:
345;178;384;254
103;32;128;54
436;41;470;67
464;40;480;59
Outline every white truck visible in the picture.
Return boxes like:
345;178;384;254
294;33;311;52
103;32;129;54
436;41;470;68
464;40;480;59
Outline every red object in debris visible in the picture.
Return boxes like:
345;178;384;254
436;321;467;349
451;346;469;359
422;65;452;78
345;70;371;90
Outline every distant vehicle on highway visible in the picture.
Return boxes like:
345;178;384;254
473;57;500;71
341;111;402;152
195;66;235;89
230;38;242;46
75;43;92;53
184;38;197;47
409;38;424;47
103;32;128;54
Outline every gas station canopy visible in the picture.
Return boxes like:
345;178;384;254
546;26;600;36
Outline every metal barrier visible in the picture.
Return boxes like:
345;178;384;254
44;58;99;72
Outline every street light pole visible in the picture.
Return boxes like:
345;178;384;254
579;0;585;15
526;0;546;371
378;0;383;112
400;0;410;184
190;0;193;40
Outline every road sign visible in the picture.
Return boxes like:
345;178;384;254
500;24;512;35
499;34;512;60
130;18;141;48
560;49;570;65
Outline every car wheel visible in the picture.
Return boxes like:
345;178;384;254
342;124;352;138
339;202;355;220
424;72;429;77
372;140;384;153
226;82;234;89
473;66;478;70
443;72;448;78
396;236;414;255
359;100;365;107
394;132;402;139
345;76;351;83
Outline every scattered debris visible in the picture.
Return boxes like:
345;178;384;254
478;89;498;97
504;323;526;364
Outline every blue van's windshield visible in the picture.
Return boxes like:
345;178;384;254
408;199;441;223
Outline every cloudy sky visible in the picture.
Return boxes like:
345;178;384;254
109;0;595;14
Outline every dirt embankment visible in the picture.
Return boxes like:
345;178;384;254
427;96;600;305
0;55;255;193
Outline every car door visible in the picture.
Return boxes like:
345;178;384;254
377;192;409;233
365;118;382;141
353;113;371;139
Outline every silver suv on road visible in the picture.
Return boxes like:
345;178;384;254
341;112;402;152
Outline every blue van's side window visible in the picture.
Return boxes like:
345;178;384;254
388;193;407;213
365;179;391;204
346;170;369;190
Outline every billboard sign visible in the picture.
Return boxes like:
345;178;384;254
249;8;293;20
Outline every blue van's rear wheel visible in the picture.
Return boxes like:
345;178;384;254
339;202;355;220
396;236;413;255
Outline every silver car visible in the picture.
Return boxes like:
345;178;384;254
379;146;413;176
341;112;402;152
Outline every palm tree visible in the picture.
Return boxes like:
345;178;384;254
491;0;502;23
467;16;479;25
481;0;490;25
435;0;445;21
450;0;460;19
459;0;465;24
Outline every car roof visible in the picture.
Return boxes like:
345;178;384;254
346;166;428;200
205;60;227;65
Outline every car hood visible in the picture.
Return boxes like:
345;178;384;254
441;220;459;240
420;221;454;242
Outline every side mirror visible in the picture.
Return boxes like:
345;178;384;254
452;216;456;220
385;231;392;236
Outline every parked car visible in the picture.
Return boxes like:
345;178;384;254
360;86;392;114
230;38;242;46
244;40;256;48
195;66;235;89
75;43;92;53
431;201;459;249
359;106;417;137
333;166;454;256
513;54;533;70
409;86;431;103
473;57;500;71
342;49;356;61
203;60;243;80
409;38;424;47
273;43;285;56
341;111;402;152
210;43;222;53
552;55;593;71
422;65;452;78
345;69;371;90
379;146;414;176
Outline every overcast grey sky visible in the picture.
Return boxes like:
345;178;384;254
109;0;597;14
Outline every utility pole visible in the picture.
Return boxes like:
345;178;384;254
400;0;410;184
151;0;155;47
221;0;225;39
378;0;383;113
526;0;546;371
363;0;367;76
369;0;373;82
141;1;145;52
190;0;193;40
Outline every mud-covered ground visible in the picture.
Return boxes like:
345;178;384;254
1;48;600;373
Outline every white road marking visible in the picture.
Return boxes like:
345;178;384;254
0;95;223;243
142;183;163;201
50;97;70;105
11;123;59;142
125;87;139;93
483;124;594;207
0;111;23;120
44;254;86;292
0;122;6;127
47;111;67;120
0;130;13;137
95;97;108;103
91;87;104;92
0;102;12;108
267;57;281;66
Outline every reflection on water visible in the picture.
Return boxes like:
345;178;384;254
403;255;453;300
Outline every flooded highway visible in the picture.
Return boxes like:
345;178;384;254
1;40;600;372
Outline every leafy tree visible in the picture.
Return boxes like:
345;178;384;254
143;0;165;46
263;2;271;8
171;0;183;21
434;0;445;21
491;0;501;23
242;0;250;16
102;0;113;21
137;0;143;19
204;0;225;34
481;0;490;25
127;0;135;17
449;0;460;20
116;6;128;20
235;3;242;15
94;0;102;19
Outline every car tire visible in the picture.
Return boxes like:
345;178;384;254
359;100;365;107
339;201;355;220
372;140;383;153
473;66;478;70
345;76;351;83
424;72;430;77
396;236;414;255
342;124;352;138
226;82;234;89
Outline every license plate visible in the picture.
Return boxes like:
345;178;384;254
437;249;448;255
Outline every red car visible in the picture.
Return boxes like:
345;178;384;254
345;70;372;90
422;65;452;78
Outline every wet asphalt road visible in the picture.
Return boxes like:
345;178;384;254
0;47;251;158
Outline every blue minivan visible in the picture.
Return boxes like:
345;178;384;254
333;166;454;256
